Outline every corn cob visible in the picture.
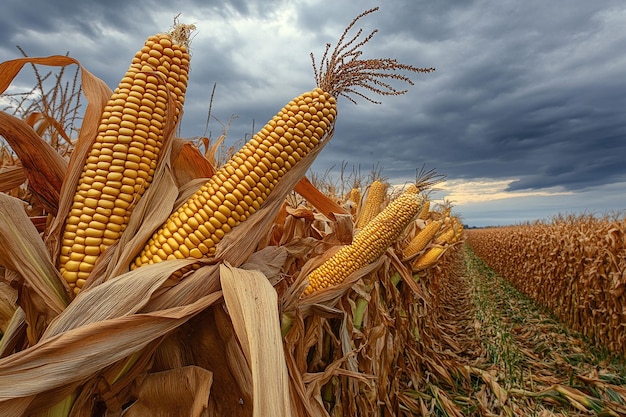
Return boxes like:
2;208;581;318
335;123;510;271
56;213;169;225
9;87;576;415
131;7;434;271
344;187;360;215
402;220;442;261
132;88;337;268
348;187;360;205
355;180;386;229
59;30;190;294
303;190;423;295
436;221;458;244
436;227;455;244
411;246;444;271
417;200;431;220
454;222;464;242
404;184;419;194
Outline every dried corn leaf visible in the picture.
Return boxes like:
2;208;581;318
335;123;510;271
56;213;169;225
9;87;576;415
294;176;349;222
204;133;226;167
171;138;216;187
0;284;222;415
467;366;508;405
240;245;289;284
301;351;373;415
0;307;26;358
0;165;26;193
42;259;199;338
220;263;292;417
0;112;67;214
0;55;112;219
0;193;69;315
0;282;17;330
332;212;355;245
125;366;213;417
185;306;254;416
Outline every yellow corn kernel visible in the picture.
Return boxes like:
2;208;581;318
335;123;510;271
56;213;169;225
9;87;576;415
411;246;445;271
355;180;386;229
59;28;191;293
417;200;431;220
402;220;442;261
132;88;337;269
303;190;422;295
435;225;456;244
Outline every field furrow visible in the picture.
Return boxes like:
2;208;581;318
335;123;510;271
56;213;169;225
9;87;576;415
445;247;626;416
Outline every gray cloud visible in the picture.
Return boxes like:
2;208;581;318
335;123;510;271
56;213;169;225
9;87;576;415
1;0;625;226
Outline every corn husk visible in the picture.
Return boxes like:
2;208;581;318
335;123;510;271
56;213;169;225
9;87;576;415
221;263;292;416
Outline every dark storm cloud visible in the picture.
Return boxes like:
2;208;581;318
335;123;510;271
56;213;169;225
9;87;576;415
0;0;155;50
310;0;626;194
1;0;625;225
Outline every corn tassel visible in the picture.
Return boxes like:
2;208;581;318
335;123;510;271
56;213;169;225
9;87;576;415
59;31;190;294
132;88;337;268
303;190;423;295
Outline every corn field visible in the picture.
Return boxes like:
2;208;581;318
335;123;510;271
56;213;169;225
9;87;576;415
466;215;626;356
1;9;626;417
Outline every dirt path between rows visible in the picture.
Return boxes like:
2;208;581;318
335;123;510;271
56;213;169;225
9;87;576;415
431;248;626;416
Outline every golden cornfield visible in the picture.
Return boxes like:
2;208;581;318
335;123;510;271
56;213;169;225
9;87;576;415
466;215;626;356
0;10;473;417
1;9;626;417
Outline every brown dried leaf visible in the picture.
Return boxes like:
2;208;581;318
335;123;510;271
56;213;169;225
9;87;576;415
0;281;222;415
0;112;67;214
42;259;199;339
0;165;26;193
294;176;349;222
0;282;17;330
241;245;289;284
0;193;69;315
170;138;216;187
220;263;293;417
0;307;26;358
0;55;112;219
125;366;213;417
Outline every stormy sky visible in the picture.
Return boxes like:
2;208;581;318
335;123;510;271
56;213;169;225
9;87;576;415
1;0;625;226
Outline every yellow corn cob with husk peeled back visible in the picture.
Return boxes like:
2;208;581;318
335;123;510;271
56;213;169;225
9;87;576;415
132;88;337;268
453;221;464;242
343;187;360;215
59;28;192;294
355;180;386;229
131;7;434;270
348;187;361;204
402;220;442;261
303;190;423;295
417;200;431;220
435;223;457;244
411;245;444;271
404;184;419;194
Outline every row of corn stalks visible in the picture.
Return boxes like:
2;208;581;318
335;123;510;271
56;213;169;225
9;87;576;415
465;214;626;357
0;10;477;417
